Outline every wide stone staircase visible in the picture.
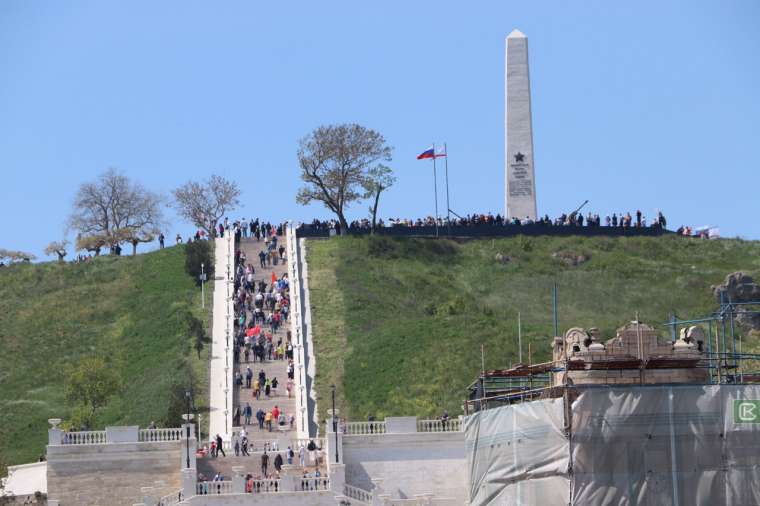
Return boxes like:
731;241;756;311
199;235;302;479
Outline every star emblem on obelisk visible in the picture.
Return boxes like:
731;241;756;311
514;152;525;163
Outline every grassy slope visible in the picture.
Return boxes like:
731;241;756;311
307;235;760;421
0;245;210;466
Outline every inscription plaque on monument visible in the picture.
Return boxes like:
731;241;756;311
508;152;533;198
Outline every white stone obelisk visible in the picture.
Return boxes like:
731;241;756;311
505;29;538;221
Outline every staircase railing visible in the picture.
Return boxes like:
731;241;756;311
344;483;373;503
344;421;386;435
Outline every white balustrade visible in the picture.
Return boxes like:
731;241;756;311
61;431;106;445
219;437;323;452
139;428;183;442
417;418;462;433
344;421;386;435
300;476;330;491
248;478;282;493
293;437;325;449
197;480;233;495
344;483;373;503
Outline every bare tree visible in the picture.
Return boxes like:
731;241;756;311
68;168;165;254
296;124;392;233
362;164;396;233
120;229;156;256
44;240;69;262
75;233;108;256
0;248;36;263
172;175;241;237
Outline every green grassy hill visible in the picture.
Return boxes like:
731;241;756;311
0;246;210;466
307;235;760;421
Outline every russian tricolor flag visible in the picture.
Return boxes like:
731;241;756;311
417;146;435;160
416;145;446;160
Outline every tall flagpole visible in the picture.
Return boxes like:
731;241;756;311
444;142;451;236
432;143;439;237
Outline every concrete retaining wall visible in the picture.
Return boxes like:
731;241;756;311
47;442;181;506
342;432;467;503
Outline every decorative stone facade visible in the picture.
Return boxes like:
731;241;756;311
552;322;709;386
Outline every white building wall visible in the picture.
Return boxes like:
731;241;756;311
342;432;467;504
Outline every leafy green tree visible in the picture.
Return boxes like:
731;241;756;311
362;164;396;233
184;240;212;284
296;123;393;234
64;357;121;428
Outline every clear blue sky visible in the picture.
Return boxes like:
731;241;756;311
2;1;759;258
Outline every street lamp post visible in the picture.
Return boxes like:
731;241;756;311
200;263;206;309
185;390;191;469
331;384;338;463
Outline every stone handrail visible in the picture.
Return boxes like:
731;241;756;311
300;476;330;491
157;489;183;505
219;437;325;452
139;428;183;442
344;483;373;503
249;478;282;493
197;480;233;495
287;225;319;438
417;418;462;433
344;421;386;435
294;437;325;449
61;431;106;445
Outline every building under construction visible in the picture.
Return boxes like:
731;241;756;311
464;302;760;505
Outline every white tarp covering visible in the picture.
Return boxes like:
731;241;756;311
466;398;569;505
466;385;760;505
571;385;760;505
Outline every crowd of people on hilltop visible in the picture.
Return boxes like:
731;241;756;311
300;209;670;232
156;217;286;248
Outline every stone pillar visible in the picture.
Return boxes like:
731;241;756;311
231;466;246;493
505;28;538;221
48;418;63;445
329;463;345;495
180;423;197;470
279;464;301;492
325;420;344;466
182;467;197;499
141;487;156;506
371;478;386;505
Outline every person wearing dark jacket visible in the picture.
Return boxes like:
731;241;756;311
215;434;226;457
274;453;283;473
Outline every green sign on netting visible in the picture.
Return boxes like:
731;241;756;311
734;400;760;423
